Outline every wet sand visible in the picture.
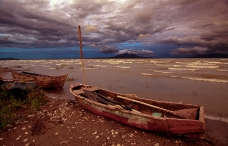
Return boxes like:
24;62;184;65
1;59;228;145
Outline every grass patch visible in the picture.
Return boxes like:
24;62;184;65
68;66;74;69
55;66;64;70
66;77;75;81
0;87;49;130
87;65;95;68
9;65;22;68
60;64;67;66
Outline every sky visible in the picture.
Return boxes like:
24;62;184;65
0;0;228;59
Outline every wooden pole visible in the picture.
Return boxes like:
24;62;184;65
78;26;87;89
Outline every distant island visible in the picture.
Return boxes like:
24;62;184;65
111;53;149;58
0;57;19;60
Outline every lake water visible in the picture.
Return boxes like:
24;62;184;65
1;58;228;124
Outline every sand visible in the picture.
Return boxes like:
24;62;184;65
0;98;217;146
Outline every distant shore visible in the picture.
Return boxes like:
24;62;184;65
1;53;228;60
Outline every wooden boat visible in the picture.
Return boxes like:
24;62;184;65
0;77;37;89
70;83;205;138
11;70;36;81
11;71;69;89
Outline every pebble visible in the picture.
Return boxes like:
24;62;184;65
21;127;26;130
93;131;97;135
16;135;21;140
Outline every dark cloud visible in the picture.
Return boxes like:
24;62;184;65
0;0;227;57
170;46;208;56
99;45;119;54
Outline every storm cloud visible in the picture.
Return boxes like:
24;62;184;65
0;0;228;57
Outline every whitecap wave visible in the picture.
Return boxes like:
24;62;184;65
187;65;219;69
216;69;228;72
168;68;198;71
116;66;130;69
181;77;228;83
141;73;153;76
170;76;228;83
205;114;228;124
154;70;172;74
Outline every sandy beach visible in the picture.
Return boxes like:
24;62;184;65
1;58;228;145
0;98;218;146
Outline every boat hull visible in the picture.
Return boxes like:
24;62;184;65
0;78;37;89
35;74;67;89
11;71;68;89
11;71;36;81
70;83;205;139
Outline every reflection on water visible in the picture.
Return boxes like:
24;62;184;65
1;58;228;123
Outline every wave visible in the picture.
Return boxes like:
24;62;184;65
205;114;228;124
168;68;198;71
216;69;228;72
171;76;228;83
154;70;173;74
116;66;130;69
92;65;107;67
141;73;153;76
186;65;219;69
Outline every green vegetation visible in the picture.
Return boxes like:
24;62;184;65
55;64;68;70
66;77;75;81
68;66;74;69
0;87;49;130
9;65;22;68
60;64;67;66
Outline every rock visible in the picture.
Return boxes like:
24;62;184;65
16;135;21;140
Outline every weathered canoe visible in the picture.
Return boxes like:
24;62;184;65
11;71;36;81
0;77;37;89
11;71;68;89
70;83;205;139
35;74;68;89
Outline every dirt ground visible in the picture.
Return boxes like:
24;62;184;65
0;97;217;146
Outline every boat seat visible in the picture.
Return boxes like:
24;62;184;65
85;87;98;92
73;89;84;95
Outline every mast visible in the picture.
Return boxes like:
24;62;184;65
78;26;87;88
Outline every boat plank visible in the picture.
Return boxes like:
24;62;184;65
167;118;205;134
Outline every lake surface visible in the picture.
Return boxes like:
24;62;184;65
1;58;228;124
